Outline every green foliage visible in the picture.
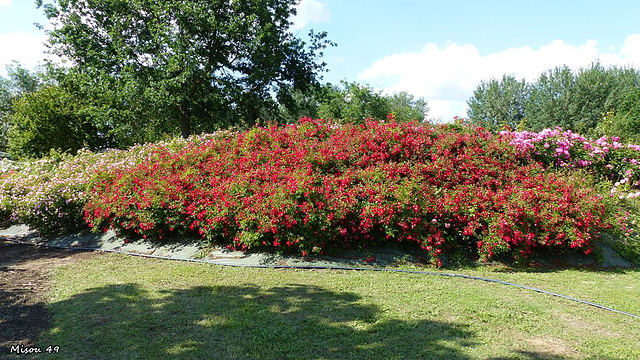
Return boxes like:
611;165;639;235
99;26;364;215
467;74;528;131
0;62;46;151
387;91;429;123
292;81;429;123
525;65;580;131
593;88;640;143
37;0;334;139
7;85;110;158
468;63;640;134
318;81;390;122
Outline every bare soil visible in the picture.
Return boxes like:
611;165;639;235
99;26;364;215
0;239;95;355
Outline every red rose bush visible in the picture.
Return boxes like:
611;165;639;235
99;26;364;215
83;118;609;265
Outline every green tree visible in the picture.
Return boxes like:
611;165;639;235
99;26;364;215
315;81;428;123
277;84;322;122
594;88;640;142
0;63;46;152
467;74;528;131
7;84;111;158
38;0;334;139
524;66;577;131
525;63;640;133
319;81;389;121
387;91;429;122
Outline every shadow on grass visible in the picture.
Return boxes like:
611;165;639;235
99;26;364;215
40;283;477;359
0;240;90;357
488;351;567;360
38;282;614;360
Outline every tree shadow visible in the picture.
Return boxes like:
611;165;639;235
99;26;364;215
38;283;478;359
488;351;567;360
35;281;607;360
0;240;90;357
488;350;625;360
0;284;50;355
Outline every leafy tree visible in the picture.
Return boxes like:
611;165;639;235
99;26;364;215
0;62;46;152
7;84;111;158
318;81;389;122
524;66;578;131
387;91;429;123
594;88;640;142
37;0;334;139
315;81;428;123
525;63;640;133
468;63;640;134
467;74;528;131
277;84;322;122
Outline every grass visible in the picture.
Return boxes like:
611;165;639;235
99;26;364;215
39;253;640;360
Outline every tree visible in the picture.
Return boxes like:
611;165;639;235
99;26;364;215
315;81;428;123
7;84;111;158
467;74;528;131
594;87;640;142
0;62;46;151
318;81;390;122
468;64;640;134
37;0;334;139
525;63;639;133
387;91;429;122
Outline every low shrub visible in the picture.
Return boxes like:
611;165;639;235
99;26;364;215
500;127;640;189
84;118;609;265
0;132;233;234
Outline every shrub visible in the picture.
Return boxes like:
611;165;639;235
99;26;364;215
0;132;233;234
84;118;609;265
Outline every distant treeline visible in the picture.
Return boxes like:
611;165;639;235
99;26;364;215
466;63;640;141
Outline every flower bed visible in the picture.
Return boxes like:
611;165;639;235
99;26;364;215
0;132;232;234
500;127;640;194
82;118;609;265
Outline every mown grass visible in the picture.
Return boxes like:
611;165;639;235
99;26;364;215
39;253;640;360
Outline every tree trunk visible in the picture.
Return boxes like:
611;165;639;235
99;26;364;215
180;107;191;139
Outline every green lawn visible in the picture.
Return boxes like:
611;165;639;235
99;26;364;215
40;253;640;359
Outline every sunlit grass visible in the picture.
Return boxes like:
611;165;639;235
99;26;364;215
38;253;640;359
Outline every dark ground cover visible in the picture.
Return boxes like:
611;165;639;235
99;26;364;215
0;240;94;358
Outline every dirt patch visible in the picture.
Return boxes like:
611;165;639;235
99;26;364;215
0;239;95;355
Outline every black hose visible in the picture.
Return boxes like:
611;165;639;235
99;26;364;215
4;237;639;320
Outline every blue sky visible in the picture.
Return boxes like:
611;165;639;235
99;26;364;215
2;0;640;120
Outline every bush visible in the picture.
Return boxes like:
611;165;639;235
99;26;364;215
500;127;640;190
6;85;111;158
84;118;609;265
0;132;232;234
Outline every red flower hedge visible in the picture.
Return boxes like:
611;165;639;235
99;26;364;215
84;118;609;265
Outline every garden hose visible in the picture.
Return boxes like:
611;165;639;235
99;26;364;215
4;237;639;320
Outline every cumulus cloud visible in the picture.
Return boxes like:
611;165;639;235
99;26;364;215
290;0;330;32
359;35;640;122
0;31;48;76
0;0;12;8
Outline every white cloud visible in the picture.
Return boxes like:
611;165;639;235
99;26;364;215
0;0;12;8
0;31;48;76
290;0;330;32
359;35;640;122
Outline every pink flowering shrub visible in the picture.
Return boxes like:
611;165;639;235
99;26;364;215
499;126;640;265
500;127;640;190
0;132;232;234
84;118;608;265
